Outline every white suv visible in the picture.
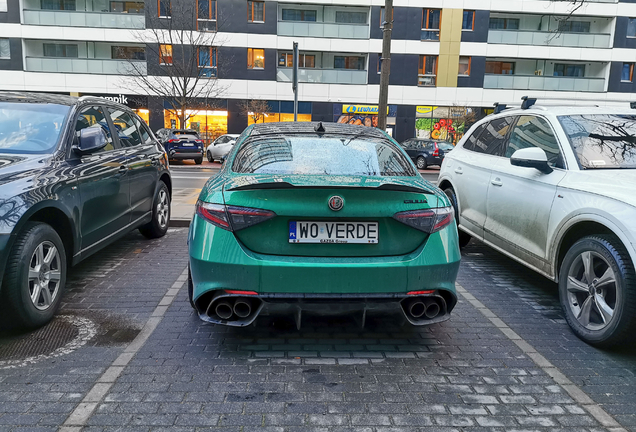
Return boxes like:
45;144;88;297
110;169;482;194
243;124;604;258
438;102;636;347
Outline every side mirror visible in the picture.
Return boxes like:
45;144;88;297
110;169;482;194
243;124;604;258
74;127;108;155
510;147;553;174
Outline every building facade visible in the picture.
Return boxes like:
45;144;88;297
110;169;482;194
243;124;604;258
2;0;636;143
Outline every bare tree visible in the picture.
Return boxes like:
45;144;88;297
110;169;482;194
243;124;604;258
120;1;228;129
238;99;271;124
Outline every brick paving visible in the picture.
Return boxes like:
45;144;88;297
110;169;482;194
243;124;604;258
0;229;634;431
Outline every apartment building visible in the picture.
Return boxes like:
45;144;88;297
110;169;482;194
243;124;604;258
2;0;636;142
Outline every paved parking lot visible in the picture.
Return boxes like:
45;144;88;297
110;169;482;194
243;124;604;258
0;229;635;431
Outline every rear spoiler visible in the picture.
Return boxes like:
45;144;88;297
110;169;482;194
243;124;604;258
226;181;433;195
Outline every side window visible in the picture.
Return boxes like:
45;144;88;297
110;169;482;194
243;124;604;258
107;108;142;147
506;115;563;168
463;123;486;152
74;106;115;152
472;116;514;156
133;116;153;144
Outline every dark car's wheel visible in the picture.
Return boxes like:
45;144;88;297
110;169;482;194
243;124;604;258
559;235;636;347
187;265;196;309
443;187;471;248
416;156;428;170
206;151;213;163
194;157;203;165
139;182;170;239
1;222;66;329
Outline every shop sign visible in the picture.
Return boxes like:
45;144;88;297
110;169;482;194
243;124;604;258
84;93;147;109
343;104;385;114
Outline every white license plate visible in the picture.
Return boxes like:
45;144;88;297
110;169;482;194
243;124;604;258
289;221;379;244
182;143;194;146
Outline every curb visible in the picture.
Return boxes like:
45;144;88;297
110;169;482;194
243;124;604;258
170;219;191;227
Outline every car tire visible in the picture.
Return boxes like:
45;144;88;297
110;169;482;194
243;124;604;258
1;222;67;329
206;151;213;163
559;235;636;347
443;187;471;248
187;265;196;310
139;182;170;239
416;156;427;170
194;157;203;165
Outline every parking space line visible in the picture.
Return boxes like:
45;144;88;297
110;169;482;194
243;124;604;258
59;266;189;431
456;283;627;432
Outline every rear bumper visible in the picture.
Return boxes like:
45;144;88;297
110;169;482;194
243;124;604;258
188;214;461;322
167;149;204;159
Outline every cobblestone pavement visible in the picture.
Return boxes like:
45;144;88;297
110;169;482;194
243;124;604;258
0;229;635;431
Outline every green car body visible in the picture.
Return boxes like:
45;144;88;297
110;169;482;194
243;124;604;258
188;123;461;327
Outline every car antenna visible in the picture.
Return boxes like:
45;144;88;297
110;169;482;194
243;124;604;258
314;122;325;133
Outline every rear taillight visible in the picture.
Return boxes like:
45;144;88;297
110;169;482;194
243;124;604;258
195;139;204;145
392;207;454;233
432;142;439;157
196;201;276;231
167;138;179;143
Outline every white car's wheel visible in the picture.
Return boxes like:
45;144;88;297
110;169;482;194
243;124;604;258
206;151;213;163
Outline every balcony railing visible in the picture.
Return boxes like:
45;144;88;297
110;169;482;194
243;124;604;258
277;21;369;39
488;29;611;48
483;74;605;92
277;67;367;84
23;9;145;29
25;57;146;75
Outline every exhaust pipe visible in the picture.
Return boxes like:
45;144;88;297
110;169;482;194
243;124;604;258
408;300;426;318
233;299;252;318
214;300;234;320
423;298;441;319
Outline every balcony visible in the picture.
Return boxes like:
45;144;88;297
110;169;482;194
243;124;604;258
488;30;611;48
25;57;146;75
483;75;605;92
276;67;367;85
277;21;368;39
23;9;144;28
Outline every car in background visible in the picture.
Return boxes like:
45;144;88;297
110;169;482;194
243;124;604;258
401;138;455;169
438;99;636;347
0;92;171;329
156;128;205;164
206;133;240;163
188;122;460;329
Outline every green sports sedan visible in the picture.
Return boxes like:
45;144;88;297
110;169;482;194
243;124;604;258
188;122;461;328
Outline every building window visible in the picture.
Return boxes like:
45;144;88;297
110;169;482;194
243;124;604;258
247;1;264;22
458;56;471;76
489;17;519;30
41;0;76;10
557;20;590;33
462;10;474;30
622;63;634;82
111;2;144;13
421;9;441;40
43;43;78;58
281;9;316;21
380;7;393;27
278;52;315;68
554;63;584;77
248;48;264;69
335;11;367;24
198;47;217;78
0;39;9;59
627;18;636;38
197;0;217;31
418;55;437;86
112;46;145;60
159;44;172;65
485;61;515;74
0;0;6;12
334;56;365;70
158;0;170;17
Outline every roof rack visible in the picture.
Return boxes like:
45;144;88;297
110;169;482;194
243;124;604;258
520;96;536;109
493;102;508;114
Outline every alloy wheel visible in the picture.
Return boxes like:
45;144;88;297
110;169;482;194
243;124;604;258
157;189;169;229
28;241;61;311
566;250;617;331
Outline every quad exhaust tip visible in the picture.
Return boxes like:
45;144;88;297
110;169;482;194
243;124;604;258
402;295;447;325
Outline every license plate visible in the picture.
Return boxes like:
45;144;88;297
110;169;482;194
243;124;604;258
182;143;194;147
289;221;379;244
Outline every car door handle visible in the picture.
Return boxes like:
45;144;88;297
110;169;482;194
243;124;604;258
454;167;463;174
491;178;503;187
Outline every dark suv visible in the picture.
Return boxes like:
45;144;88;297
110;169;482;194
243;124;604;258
156;129;205;164
401;138;455;169
0;92;172;329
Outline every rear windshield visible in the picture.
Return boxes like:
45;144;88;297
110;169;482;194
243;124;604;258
232;134;416;176
174;130;198;136
558;114;636;169
0;102;69;154
438;142;455;151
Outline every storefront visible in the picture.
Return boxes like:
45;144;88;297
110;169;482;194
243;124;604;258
246;101;312;126
333;104;397;136
162;100;229;144
81;93;149;124
415;106;479;144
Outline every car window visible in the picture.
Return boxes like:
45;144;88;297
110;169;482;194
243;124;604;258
75;106;115;152
108;108;142;147
133;116;153;145
0;102;69;154
472;116;514;156
463;123;487;152
438;142;454;151
506;115;563;168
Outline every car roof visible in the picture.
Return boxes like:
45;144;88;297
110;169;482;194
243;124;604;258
249;122;388;138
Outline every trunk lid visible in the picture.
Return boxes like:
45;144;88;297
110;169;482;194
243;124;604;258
221;174;443;257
